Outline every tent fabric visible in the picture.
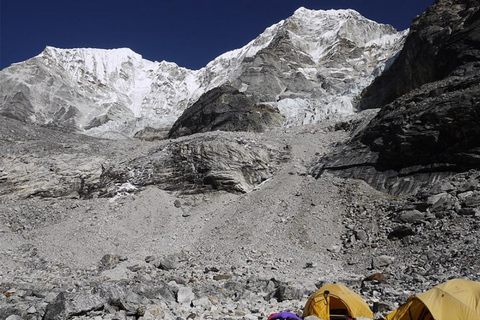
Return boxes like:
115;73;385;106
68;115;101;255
303;283;374;320
268;312;302;320
385;279;480;320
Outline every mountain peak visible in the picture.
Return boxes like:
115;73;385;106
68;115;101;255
0;8;406;138
292;6;362;19
40;46;145;64
42;45;139;56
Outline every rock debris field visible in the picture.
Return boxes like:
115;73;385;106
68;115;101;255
1;112;479;320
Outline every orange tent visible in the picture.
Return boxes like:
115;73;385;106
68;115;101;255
385;279;480;320
303;283;374;319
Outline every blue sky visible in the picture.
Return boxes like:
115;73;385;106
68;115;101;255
1;0;433;70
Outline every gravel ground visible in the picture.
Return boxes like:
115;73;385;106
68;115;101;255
1;112;479;319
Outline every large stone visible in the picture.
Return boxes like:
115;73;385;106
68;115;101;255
142;304;175;320
43;292;105;320
154;258;177;271
176;286;195;305
462;193;480;208
355;229;368;241
397;210;424;223
388;226;415;240
270;284;304;302
427;193;457;212
372;255;395;269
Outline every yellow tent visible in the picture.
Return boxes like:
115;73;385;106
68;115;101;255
303;283;374;319
385;279;480;320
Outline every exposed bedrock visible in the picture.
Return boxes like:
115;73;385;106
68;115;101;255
167;85;285;139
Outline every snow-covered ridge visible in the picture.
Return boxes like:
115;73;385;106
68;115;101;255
41;46;161;118
0;7;407;138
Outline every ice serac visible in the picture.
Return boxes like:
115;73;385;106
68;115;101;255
0;7;406;138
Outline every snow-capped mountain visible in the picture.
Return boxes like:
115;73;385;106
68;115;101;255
0;7;407;138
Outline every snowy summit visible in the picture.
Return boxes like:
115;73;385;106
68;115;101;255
0;7;407;138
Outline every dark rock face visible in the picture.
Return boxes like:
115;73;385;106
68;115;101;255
168;85;284;139
312;0;480;195
360;75;480;171
358;0;480;110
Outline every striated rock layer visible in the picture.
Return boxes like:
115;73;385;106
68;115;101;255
0;115;289;200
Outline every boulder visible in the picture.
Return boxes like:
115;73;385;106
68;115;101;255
43;292;105;320
397;210;424;224
388;226;415;240
462;193;480;207
142;304;173;320
372;255;395;269
154;258;177;271
274;286;302;302
176;286;195;305
355;229;368;241
427;193;458;212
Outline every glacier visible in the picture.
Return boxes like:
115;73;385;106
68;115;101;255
0;7;407;138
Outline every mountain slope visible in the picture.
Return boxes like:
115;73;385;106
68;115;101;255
0;7;406;138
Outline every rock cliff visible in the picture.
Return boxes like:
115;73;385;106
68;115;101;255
312;0;480;195
358;0;480;110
